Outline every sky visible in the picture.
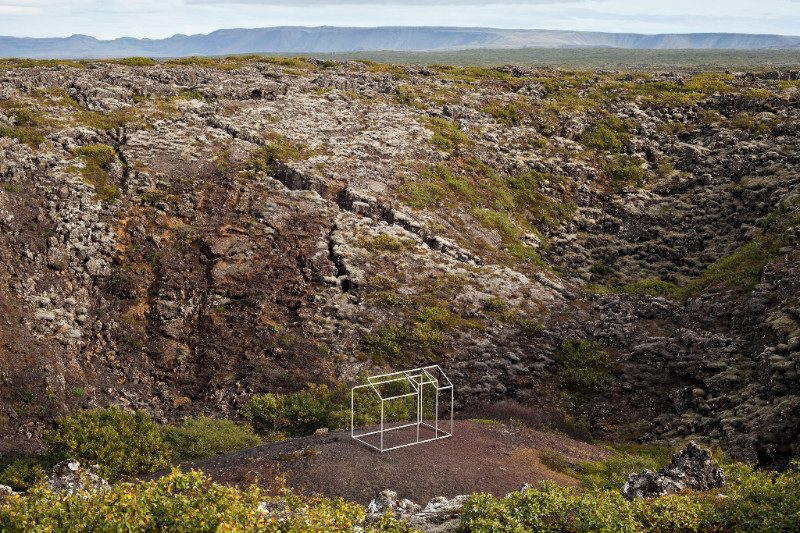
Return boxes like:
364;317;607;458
0;0;798;40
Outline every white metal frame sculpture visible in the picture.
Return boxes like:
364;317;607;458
351;365;453;452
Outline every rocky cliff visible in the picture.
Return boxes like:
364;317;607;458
0;57;798;464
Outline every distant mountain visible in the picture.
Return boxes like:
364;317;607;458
2;27;800;59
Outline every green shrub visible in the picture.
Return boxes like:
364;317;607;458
45;406;171;481
556;339;611;393
161;416;261;462
579;116;632;153
0;456;49;492
0;469;368;532
112;57;158;67
241;383;412;437
635;493;709;532
603;155;646;188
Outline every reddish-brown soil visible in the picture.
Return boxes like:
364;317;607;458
182;420;611;503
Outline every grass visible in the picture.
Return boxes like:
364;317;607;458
0;126;45;148
479;99;529;126
248;132;320;172
75;108;141;131
422;116;471;152
357;233;416;253
72;144;121;202
608;200;800;300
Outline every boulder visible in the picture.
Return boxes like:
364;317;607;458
46;459;110;495
623;441;725;500
366;489;466;532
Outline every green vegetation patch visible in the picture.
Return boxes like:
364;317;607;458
249;132;320;173
72;144;121;202
358;233;417;253
0;469;377;532
556;339;611;393
602;155;647;189
479;99;529;126
44;406;170;481
579;115;632;153
462;457;800;533
160;416;261;462
422;116;471;152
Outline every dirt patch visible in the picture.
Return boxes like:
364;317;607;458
180;420;610;503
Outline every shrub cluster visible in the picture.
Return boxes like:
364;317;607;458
461;460;800;532
556;339;611;393
0;469;403;532
0;407;263;489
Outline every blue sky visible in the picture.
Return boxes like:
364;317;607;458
1;0;798;39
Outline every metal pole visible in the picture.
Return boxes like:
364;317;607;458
416;381;421;443
435;381;439;436
351;387;354;438
450;386;454;436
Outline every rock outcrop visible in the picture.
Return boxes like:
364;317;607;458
623;441;726;500
366;489;470;532
46;459;110;495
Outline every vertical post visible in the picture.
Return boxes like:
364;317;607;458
380;399;384;452
450;386;454;436
351;387;355;439
416;381;421;443
435;382;439;437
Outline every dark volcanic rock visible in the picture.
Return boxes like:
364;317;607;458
623;441;726;500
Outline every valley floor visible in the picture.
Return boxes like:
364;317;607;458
173;420;608;503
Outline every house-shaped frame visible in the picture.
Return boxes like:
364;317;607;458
351;365;453;452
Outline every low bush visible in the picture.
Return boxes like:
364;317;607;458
603;155;646;188
44;406;171;481
556;339;611;393
0;469;378;532
461;459;800;532
0;456;49;492
161;416;261;462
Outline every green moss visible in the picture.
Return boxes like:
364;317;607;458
423;116;471;152
358;233;416;253
72;144;120;202
472;208;544;266
0;126;45;148
479;99;528;126
248;133;319;172
556;339;611;394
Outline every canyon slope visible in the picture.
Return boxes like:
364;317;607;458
0;57;798;466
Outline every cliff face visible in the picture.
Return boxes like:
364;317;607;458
0;58;798;463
